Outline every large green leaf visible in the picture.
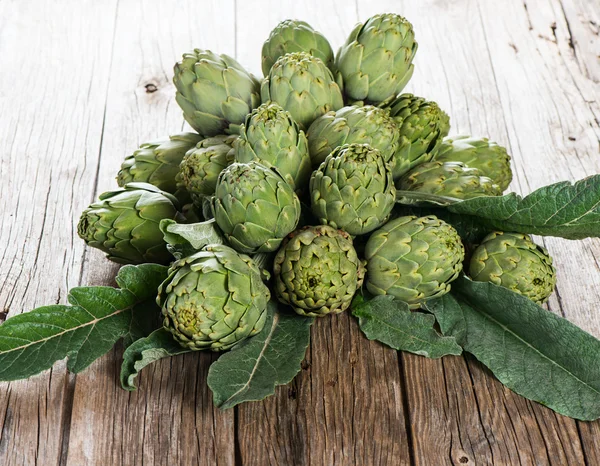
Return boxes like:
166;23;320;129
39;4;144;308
426;277;600;421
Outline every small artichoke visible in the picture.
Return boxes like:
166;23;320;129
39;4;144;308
234;102;312;190
157;245;270;351
397;161;502;199
261;19;334;76
310;143;395;236
365;216;464;308
274;225;365;317
178;135;237;204
306;105;400;167
261;52;344;130
384;94;451;178
77;183;180;265
335;13;417;105
173;50;261;136
432;136;513;192
213;162;301;254
469;232;557;304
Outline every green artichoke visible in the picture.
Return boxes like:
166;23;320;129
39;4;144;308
383;94;451;178
365;216;464;308
261;52;344;130
157;245;270;351
77;183;181;265
274;225;365;317
335;13;417;105
213;161;301;254
234;102;312;190
397;161;502;199
432;136;513;192
310;143;395;236
306;105;400;167
178;135;237;204
469;232;557;304
262;19;334;76
173;49;261;136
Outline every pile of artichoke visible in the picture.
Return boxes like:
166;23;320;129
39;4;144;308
78;14;556;353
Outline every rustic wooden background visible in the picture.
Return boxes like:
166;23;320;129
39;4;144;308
1;0;599;464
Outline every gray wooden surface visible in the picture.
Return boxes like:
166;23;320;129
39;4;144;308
0;0;599;464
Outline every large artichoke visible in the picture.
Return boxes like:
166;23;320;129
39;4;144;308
157;245;270;351
384;94;450;178
469;232;557;304
173;50;261;136
261;51;344;130
335;13;417;105
274;225;365;317
365;216;464;308
397;161;502;199
178;135;237;204
213;161;301;254
77;183;181;265
306;105;400;167
310;143;395;236
432;136;513;192
234;102;312;190
262;19;334;76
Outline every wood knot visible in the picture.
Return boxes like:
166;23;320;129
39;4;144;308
326;378;337;387
459;456;469;464
145;83;158;93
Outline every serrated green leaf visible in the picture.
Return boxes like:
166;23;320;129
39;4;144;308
352;295;462;358
160;218;223;260
120;328;190;390
207;302;313;409
0;264;167;381
425;277;600;421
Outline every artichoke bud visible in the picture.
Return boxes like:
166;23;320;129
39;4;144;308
310;143;396;236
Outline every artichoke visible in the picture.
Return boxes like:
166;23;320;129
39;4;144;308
157;245;270;351
234;102;312;190
77;183;180;265
384;94;451;178
261;52;344;130
306;105;400;167
469;232;557;304
262;19;334;76
310;143;395;236
173;49;261;136
213;161;301;254
178;135;237;204
365;216;464;308
335;13;417;105
397;161;502;199
432;136;513;192
274;225;365;317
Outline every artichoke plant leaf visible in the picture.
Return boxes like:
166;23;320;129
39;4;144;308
0;264;167;381
426;277;600;421
207;301;313;409
160;218;224;259
352;295;462;358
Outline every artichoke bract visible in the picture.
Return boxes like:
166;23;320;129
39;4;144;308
173;50;261;136
397;161;502;199
384;94;451;178
261;52;344;130
469;232;557;304
432;136;513;192
77;183;180;265
213;161;301;254
262;20;334;76
234;102;312;190
274;225;365;317
306;105;400;167
157;245;270;351
335;13;417;105
365;216;464;308
310;143;395;236
178;135;237;204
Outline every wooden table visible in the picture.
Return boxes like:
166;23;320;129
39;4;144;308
1;0;599;464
